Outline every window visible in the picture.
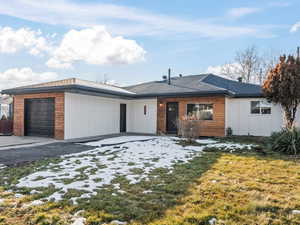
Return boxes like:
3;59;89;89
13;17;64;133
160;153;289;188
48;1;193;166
187;104;213;120
251;101;260;114
250;101;271;115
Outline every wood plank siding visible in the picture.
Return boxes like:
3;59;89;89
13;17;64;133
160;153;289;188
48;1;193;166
13;93;65;139
157;96;226;137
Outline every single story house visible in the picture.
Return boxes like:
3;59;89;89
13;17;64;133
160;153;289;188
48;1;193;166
2;74;299;140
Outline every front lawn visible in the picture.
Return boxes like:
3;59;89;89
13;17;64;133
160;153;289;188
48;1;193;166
0;136;299;225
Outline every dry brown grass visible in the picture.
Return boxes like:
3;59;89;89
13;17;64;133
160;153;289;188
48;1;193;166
144;154;300;225
1;152;299;224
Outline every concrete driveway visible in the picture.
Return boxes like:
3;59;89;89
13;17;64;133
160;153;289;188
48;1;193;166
0;142;95;166
0;136;55;149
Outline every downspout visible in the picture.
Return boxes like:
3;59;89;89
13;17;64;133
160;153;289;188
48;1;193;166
168;68;171;85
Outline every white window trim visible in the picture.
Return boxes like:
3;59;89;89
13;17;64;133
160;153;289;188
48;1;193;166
250;100;272;115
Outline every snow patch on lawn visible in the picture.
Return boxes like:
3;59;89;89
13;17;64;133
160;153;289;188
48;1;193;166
15;137;256;203
196;139;218;144
16;137;204;202
23;199;44;207
0;164;6;170
207;143;255;152
84;136;157;146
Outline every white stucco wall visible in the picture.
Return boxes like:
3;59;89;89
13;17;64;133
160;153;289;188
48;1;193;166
127;99;157;134
225;97;300;136
64;93;157;139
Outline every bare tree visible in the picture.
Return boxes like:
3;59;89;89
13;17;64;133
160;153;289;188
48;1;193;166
220;62;241;80
259;49;281;84
216;46;280;84
235;45;261;83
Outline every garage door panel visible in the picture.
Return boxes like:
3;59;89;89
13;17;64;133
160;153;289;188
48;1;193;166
25;98;55;137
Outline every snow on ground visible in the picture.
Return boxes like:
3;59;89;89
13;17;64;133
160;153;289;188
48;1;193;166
15;137;256;203
196;139;218;144
84;136;157;146
17;137;204;202
207;143;255;152
0;164;6;170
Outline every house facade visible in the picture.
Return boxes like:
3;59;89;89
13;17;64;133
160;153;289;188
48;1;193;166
3;75;299;140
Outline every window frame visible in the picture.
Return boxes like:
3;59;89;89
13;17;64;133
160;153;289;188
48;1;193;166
250;100;272;115
186;103;214;121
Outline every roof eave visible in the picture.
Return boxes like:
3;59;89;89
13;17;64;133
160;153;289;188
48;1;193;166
134;90;229;98
231;93;264;98
2;85;136;98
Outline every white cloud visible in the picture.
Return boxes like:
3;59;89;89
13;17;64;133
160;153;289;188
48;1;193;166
290;22;300;33
227;7;262;19
46;26;146;69
0;0;264;38
46;58;72;69
206;62;241;80
0;67;58;90
0;27;52;55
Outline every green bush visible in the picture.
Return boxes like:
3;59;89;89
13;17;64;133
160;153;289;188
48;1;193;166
269;128;300;155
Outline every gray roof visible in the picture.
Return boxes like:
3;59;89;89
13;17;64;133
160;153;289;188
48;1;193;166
2;74;262;98
125;74;262;97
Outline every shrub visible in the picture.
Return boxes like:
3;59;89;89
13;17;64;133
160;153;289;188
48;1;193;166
269;128;300;155
1;115;7;120
177;115;200;141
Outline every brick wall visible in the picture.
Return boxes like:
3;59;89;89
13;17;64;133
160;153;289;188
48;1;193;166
13;93;65;140
157;96;225;137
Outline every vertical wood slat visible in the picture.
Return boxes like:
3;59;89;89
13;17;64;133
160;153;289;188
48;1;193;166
13;93;65;140
157;96;225;137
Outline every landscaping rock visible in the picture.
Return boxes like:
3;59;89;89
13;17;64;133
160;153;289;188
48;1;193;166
71;210;86;225
110;220;127;225
14;193;23;198
71;217;86;225
292;210;300;215
23;200;44;207
209;218;217;225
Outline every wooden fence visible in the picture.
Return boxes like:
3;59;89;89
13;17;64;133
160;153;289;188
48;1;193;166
0;120;13;134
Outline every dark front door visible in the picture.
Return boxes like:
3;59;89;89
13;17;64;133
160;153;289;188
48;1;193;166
166;102;178;134
120;104;127;132
24;98;55;137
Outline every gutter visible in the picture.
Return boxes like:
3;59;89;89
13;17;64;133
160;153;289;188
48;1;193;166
2;85;263;99
2;85;136;98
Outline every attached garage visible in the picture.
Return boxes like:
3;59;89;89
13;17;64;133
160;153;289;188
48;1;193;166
3;78;158;140
24;98;55;137
10;92;65;140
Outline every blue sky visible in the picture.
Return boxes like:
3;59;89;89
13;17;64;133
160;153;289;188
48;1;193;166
0;0;299;89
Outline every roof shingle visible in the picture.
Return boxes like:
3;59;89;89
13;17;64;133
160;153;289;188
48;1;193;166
125;74;262;97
